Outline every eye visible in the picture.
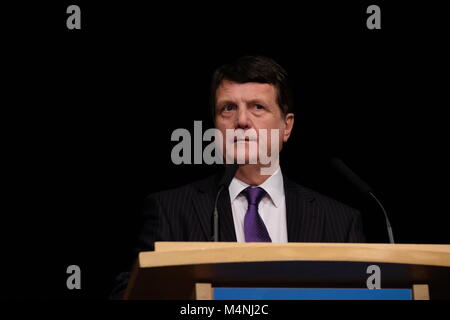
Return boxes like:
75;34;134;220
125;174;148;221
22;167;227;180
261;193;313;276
223;105;235;112
255;104;264;110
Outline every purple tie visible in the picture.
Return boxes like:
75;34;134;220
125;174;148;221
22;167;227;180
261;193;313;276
243;187;272;242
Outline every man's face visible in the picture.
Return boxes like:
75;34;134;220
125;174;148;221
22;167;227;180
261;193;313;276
214;80;294;165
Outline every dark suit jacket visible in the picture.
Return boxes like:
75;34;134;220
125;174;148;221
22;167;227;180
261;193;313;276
110;171;365;298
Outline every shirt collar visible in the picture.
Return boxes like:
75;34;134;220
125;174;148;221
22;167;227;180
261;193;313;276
228;167;284;208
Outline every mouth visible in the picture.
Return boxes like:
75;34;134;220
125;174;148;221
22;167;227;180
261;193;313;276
234;137;257;142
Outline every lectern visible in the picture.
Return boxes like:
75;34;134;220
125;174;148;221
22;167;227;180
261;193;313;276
124;243;450;300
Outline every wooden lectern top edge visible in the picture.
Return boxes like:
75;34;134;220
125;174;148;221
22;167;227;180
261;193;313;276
136;242;450;269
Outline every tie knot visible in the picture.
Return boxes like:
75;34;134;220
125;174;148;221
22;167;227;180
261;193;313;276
243;187;266;206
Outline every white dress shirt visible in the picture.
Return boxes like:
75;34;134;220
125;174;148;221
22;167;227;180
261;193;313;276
228;167;288;243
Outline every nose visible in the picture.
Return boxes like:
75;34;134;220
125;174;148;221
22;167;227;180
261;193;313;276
236;106;251;129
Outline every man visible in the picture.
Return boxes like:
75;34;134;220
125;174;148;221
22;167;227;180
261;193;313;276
111;55;365;298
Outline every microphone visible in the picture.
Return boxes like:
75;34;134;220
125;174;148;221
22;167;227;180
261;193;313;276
212;164;239;242
330;157;395;244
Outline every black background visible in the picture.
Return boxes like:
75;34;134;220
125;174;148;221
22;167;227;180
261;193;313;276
2;1;449;299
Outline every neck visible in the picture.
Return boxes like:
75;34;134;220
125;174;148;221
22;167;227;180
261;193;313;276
234;161;279;186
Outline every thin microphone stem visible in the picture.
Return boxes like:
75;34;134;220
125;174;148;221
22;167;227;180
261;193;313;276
369;192;395;244
212;185;224;242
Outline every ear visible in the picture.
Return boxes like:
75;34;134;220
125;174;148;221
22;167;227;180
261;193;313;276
282;113;294;142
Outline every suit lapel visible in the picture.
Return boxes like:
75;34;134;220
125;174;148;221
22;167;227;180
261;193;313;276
284;177;324;242
191;190;214;241
217;189;237;241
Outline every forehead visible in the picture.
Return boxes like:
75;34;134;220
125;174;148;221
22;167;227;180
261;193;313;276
216;80;277;103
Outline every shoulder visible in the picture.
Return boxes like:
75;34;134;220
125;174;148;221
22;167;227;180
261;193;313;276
146;172;220;203
284;176;361;219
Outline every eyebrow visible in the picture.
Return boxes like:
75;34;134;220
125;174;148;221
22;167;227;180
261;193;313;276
216;98;271;108
246;99;270;106
216;100;236;108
